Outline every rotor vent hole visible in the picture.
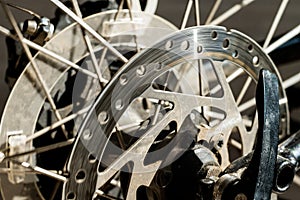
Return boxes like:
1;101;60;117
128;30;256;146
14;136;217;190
88;153;97;164
232;50;239;58
98;111;109;125
181;40;190;50
165;40;173;50
248;44;253;52
223;39;230;49
120;74;128;85
66;192;76;200
136;65;146;77
252;56;260;66
82;129;92;140
115;99;124;110
75;169;86;184
211;31;218;40
197;45;203;53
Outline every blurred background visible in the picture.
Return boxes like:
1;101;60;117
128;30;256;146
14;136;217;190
0;0;299;199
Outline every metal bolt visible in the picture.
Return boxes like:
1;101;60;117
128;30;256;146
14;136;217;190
235;193;247;200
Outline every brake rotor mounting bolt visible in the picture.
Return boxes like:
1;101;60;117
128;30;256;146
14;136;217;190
235;193;247;200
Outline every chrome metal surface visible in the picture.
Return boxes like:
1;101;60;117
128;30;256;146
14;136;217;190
64;25;287;199
0;9;177;199
1;0;300;199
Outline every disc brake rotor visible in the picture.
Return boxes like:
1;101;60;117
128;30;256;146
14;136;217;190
0;9;177;199
0;10;177;145
64;25;288;199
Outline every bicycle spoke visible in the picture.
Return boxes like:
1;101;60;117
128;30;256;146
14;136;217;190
210;68;244;95
194;0;200;26
236;76;252;106
49;0;128;63
283;72;300;89
239;96;287;113
95;190;122;200
0;1;297;199
71;0;107;85
209;0;255;25
205;0;222;24
3;139;74;161
49;181;61;200
238;98;255;113
266;24;300;54
0;25;98;79
263;0;289;49
181;0;201;29
228;138;242;150
6;3;40;18
25;106;90;142
0;168;35;174
181;0;193;30
1;0;68;138
12;160;68;182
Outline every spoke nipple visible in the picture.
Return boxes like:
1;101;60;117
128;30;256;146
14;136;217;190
0;152;5;163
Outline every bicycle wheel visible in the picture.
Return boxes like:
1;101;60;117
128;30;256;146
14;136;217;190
0;0;299;199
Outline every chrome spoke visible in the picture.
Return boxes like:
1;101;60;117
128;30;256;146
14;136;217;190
263;0;289;49
194;0;201;26
0;168;35;174
0;25;98;79
228;138;242;150
236;76;252;106
3;139;74;161
71;0;108;85
210;68;244;95
6;3;40;18
49;0;128;63
12;160;68;182
181;0;201;28
0;0;297;198
25;106;90;142
209;0;255;25
95;190;121;200
283;71;300;89
238;96;288;113
1;0;68;138
205;0;222;25
238;98;255;113
266;24;300;54
181;0;193;30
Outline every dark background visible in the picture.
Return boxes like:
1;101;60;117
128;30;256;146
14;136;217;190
0;0;299;199
1;0;299;116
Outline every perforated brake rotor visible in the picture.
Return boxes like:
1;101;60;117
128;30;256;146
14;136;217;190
64;25;288;199
0;9;177;199
0;9;177;146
